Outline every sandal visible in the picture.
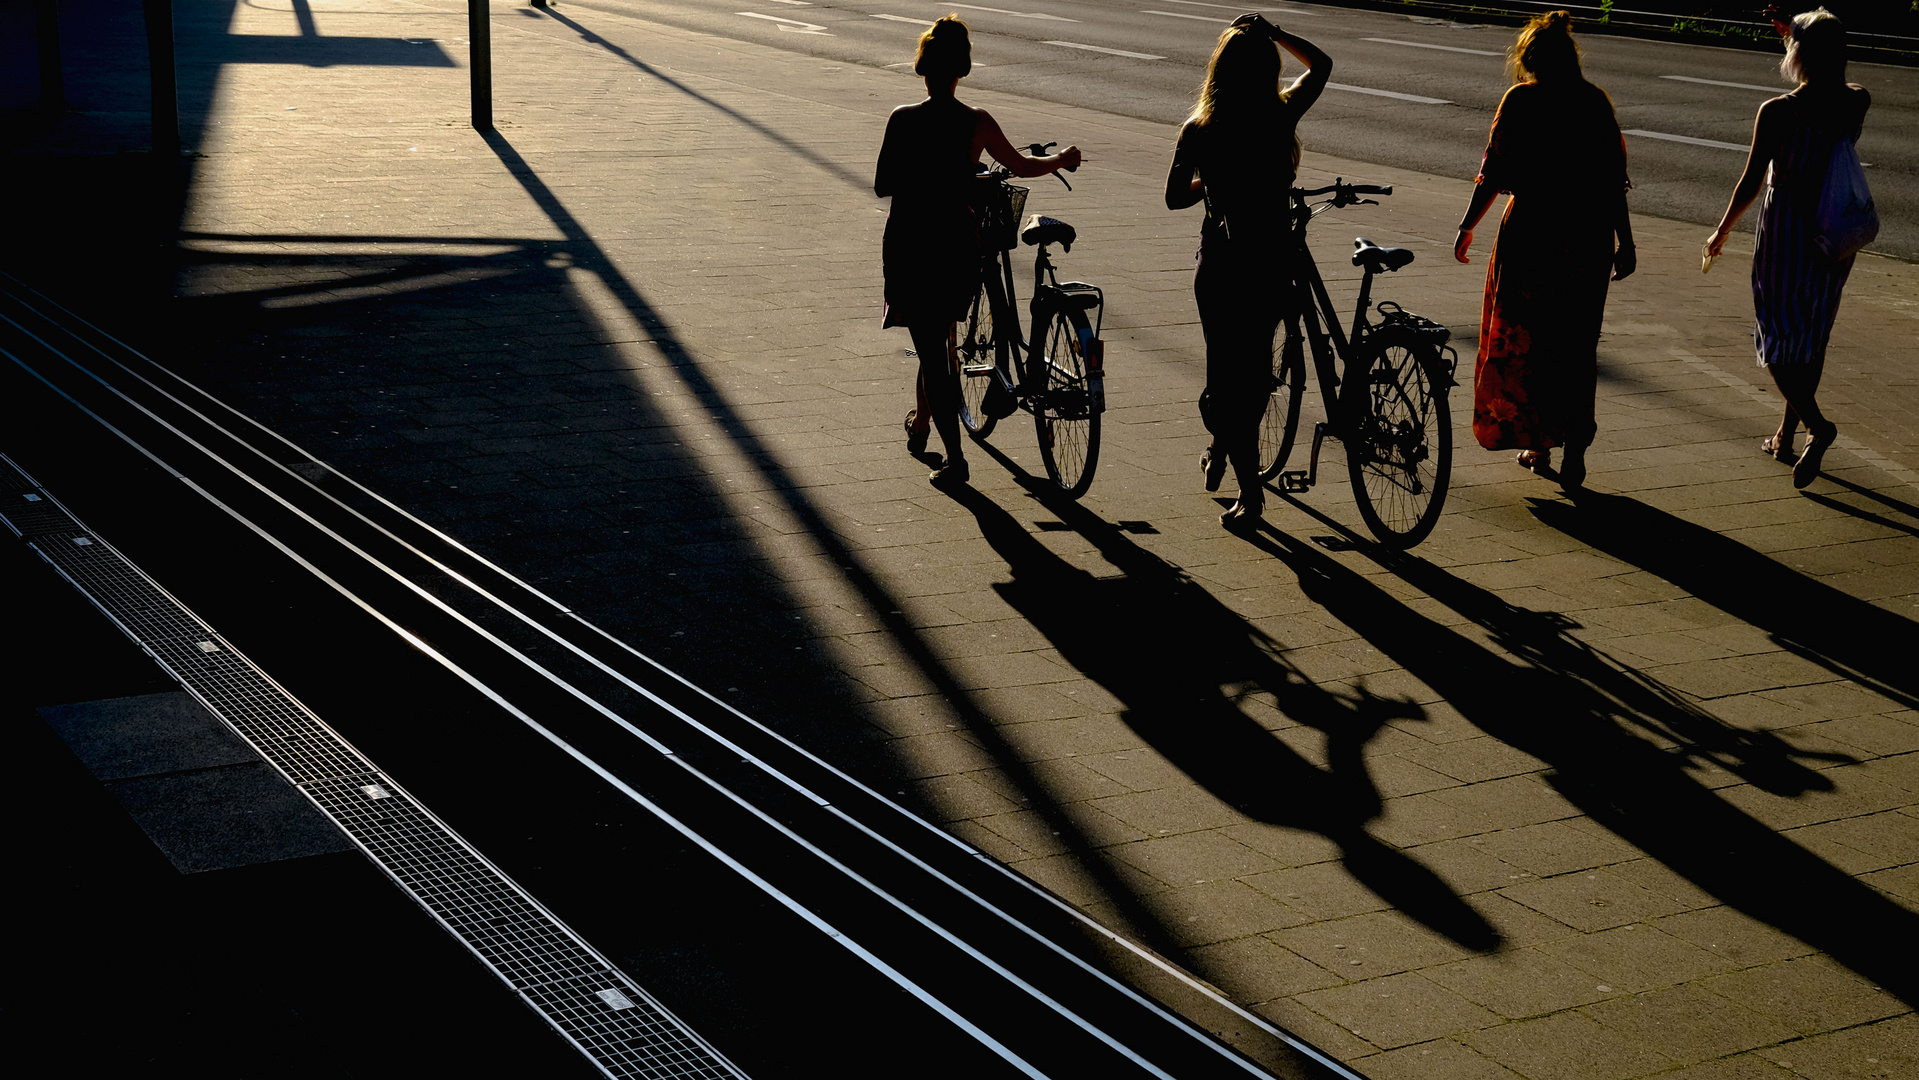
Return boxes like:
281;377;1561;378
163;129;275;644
1760;433;1798;464
1793;423;1836;489
1516;449;1551;474
1219;496;1263;529
905;410;928;455
1201;445;1227;492
929;457;970;486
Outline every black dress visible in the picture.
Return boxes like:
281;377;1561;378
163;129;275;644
876;95;981;329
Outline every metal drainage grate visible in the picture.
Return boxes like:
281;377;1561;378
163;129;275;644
1;455;745;1080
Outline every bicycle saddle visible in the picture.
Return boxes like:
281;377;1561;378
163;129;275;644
1021;214;1076;252
1352;237;1415;273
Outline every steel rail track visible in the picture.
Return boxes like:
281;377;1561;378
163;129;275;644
0;275;1365;1080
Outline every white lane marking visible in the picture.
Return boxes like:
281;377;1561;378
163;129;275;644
1661;74;1785;93
1625;128;1748;151
948;3;1077;21
1363;37;1501;56
766;0;811;4
1327;82;1452;105
1154;0;1325;14
1143;9;1230;22
872;13;923;22
736;11;830;33
1046;40;1164;59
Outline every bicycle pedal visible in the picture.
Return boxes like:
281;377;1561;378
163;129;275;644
1281;470;1312;493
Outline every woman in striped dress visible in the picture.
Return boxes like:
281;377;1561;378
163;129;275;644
1706;6;1871;489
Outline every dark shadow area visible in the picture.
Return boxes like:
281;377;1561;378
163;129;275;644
1240;495;1919;1003
954;450;1500;950
1536;491;1919;711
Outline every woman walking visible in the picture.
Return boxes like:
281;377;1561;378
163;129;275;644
1706;6;1870;489
876;16;1080;486
1164;12;1330;527
1454;11;1635;491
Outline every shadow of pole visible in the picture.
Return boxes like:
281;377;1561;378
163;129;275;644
1240;495;1919;1004
474;128;1192;956
534;7;871;193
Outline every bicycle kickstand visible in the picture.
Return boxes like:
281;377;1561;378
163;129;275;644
1280;423;1329;493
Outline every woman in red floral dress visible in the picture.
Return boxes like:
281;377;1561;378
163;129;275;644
1454;11;1635;490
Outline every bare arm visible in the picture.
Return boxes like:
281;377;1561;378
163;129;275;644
1612;191;1636;281
975;109;1081;179
1273;25;1331;112
874;108;906;197
1707;99;1787;256
1452;183;1499;263
1165;123;1203;211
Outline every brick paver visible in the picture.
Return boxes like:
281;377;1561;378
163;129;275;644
12;2;1918;1077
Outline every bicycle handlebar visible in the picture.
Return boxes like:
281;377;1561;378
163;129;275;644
1291;179;1393;206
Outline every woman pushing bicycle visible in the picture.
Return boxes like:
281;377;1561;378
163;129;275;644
876;16;1081;487
1165;12;1331;528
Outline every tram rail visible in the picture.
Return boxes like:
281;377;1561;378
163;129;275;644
1;273;1364;1080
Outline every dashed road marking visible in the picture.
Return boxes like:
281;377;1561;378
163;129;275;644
1661;74;1785;93
1046;40;1165;60
1626;128;1748;151
1327;82;1452;105
1363;37;1501;56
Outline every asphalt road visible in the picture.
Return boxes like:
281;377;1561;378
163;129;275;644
564;0;1918;260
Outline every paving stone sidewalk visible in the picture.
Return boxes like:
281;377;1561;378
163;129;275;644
12;2;1919;1078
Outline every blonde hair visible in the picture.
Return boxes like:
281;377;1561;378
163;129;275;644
1782;8;1846;84
915;16;971;81
1187;24;1300;173
1509;10;1583;83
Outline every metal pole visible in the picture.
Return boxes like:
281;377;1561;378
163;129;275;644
469;0;492;131
34;0;64;112
144;0;178;159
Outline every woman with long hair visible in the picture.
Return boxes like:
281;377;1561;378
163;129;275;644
876;16;1080;486
1706;6;1870;488
1454;11;1635;491
1165;12;1330;527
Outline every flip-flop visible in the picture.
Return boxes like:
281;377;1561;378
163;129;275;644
1761;434;1798;464
1516;449;1550;474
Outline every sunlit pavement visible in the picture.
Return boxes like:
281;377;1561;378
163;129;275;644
7;2;1916;1077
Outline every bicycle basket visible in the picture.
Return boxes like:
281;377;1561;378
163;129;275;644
977;179;1029;251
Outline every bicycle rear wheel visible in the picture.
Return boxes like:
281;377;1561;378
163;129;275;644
957;275;1008;441
1033;308;1101;498
1346;324;1451;548
1257;326;1306;481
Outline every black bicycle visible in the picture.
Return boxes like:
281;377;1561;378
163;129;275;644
955;147;1105;498
1258;179;1457;548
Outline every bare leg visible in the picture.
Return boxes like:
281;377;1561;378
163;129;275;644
1770;362;1836;487
909;322;966;478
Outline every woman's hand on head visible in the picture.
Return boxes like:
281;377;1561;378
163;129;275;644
1231;12;1275;37
1453;228;1473;264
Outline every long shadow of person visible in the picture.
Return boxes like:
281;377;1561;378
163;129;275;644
1535;490;1919;711
947;471;1499;949
1238;508;1918;1003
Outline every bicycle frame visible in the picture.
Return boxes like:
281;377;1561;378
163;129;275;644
1281;198;1387;490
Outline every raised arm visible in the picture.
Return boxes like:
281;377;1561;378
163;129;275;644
975;109;1081;179
1274;24;1331;112
1707;98;1788;256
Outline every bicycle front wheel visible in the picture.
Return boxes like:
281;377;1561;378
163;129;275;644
957;275;1008;441
1258;326;1306;481
1346;324;1451;548
1033;308;1101;498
